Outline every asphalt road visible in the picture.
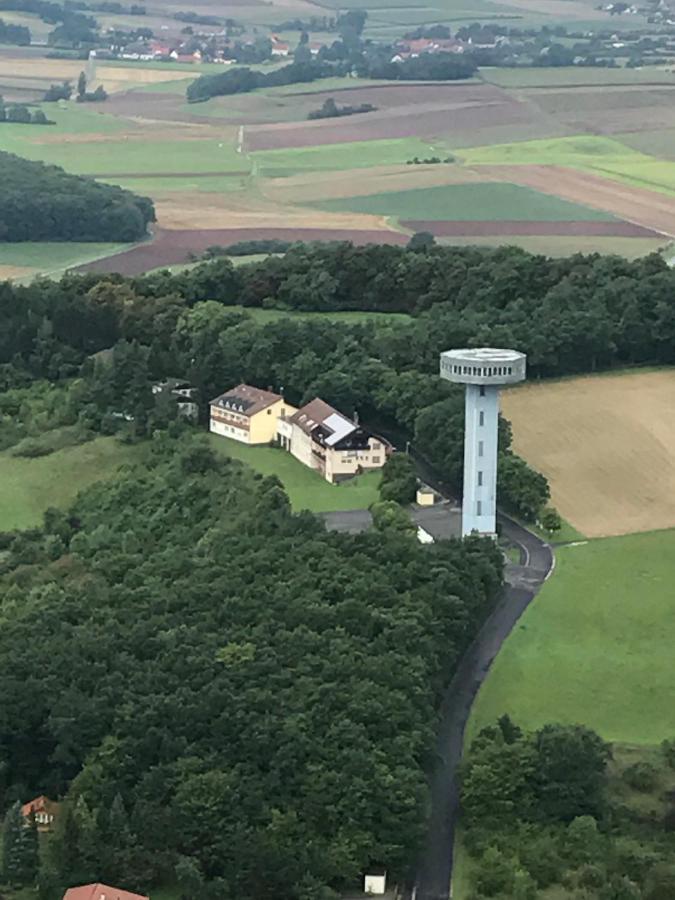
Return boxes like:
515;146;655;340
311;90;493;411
412;514;553;900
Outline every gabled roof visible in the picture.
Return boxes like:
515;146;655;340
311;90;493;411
290;397;358;445
21;795;57;817
210;384;282;417
62;885;149;900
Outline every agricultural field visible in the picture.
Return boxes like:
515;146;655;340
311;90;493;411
501;370;675;538
1;47;675;275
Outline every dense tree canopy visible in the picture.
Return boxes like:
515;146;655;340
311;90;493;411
0;435;503;898
0;151;154;241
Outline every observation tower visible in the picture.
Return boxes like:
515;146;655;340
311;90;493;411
440;347;526;537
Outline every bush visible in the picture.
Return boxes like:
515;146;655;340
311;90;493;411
474;847;516;896
379;452;417;504
11;440;54;458
661;739;675;769
623;761;658;793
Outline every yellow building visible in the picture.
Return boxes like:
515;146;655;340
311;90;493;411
277;397;388;483
210;384;295;445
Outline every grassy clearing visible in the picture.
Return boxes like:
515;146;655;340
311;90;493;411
467;529;675;746
209;435;381;512
0;242;132;278
312;182;616;221
0;438;143;531
252;137;442;176
101;174;249;193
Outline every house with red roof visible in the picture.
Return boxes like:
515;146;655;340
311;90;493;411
21;795;59;831
62;884;149;900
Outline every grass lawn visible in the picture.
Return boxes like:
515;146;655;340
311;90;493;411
0;438;143;531
467;529;675;746
209;435;381;513
312;182;616;221
0;242;134;279
252;137;443;176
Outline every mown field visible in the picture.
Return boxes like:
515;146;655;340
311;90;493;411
467;529;675;746
501;370;675;537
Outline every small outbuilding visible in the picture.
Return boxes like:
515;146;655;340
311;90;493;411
364;870;387;895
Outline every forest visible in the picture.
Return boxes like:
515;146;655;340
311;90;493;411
0;152;155;241
460;716;675;899
0;434;504;898
3;241;675;519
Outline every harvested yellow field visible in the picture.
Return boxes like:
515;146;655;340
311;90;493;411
0;58;191;89
501;370;675;537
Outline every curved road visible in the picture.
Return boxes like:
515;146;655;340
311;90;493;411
412;514;553;900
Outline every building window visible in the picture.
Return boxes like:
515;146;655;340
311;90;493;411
479;385;485;397
478;440;484;457
477;500;482;515
479;411;484;426
372;455;380;463
267;409;272;415
478;470;483;486
372;441;380;449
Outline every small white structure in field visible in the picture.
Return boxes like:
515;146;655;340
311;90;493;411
364;871;387;895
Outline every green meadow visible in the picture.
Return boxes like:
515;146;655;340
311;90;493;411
252;137;442;176
209;435;381;512
312;182;616;221
0;438;143;531
467;530;675;746
0;242;132;277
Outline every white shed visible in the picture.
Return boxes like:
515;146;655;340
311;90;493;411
364;871;387;895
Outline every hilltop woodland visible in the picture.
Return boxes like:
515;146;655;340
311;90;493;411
0;152;154;241
0;435;505;899
4;242;675;516
460;716;675;899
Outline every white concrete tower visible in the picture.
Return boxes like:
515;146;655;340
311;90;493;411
440;348;526;537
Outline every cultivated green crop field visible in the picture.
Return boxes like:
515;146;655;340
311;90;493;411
252;137;442;176
480;66;675;87
0;438;143;531
313;182;616;221
209;435;381;512
468;530;675;746
462;135;675;195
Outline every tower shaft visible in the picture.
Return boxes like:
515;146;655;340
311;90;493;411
462;384;499;536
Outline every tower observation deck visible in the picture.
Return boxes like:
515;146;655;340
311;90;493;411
440;348;526;536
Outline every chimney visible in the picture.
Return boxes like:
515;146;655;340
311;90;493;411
353;410;359;425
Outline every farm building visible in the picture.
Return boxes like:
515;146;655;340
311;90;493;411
277;397;388;483
209;384;295;445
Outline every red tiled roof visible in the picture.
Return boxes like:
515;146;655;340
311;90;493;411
21;796;53;817
63;884;149;900
289;397;337;434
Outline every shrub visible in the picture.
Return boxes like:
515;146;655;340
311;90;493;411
474;847;516;897
622;761;658;793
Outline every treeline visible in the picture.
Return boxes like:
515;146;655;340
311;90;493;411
186;51;476;102
0;151;154;241
0;97;52;123
308;97;376;119
460;716;675;898
0;15;29;42
0;0;97;45
187;58;346;102
0;434;504;899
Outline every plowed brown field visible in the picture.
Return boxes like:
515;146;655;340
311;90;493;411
502;371;675;537
475;165;675;236
75;227;408;275
403;220;660;237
